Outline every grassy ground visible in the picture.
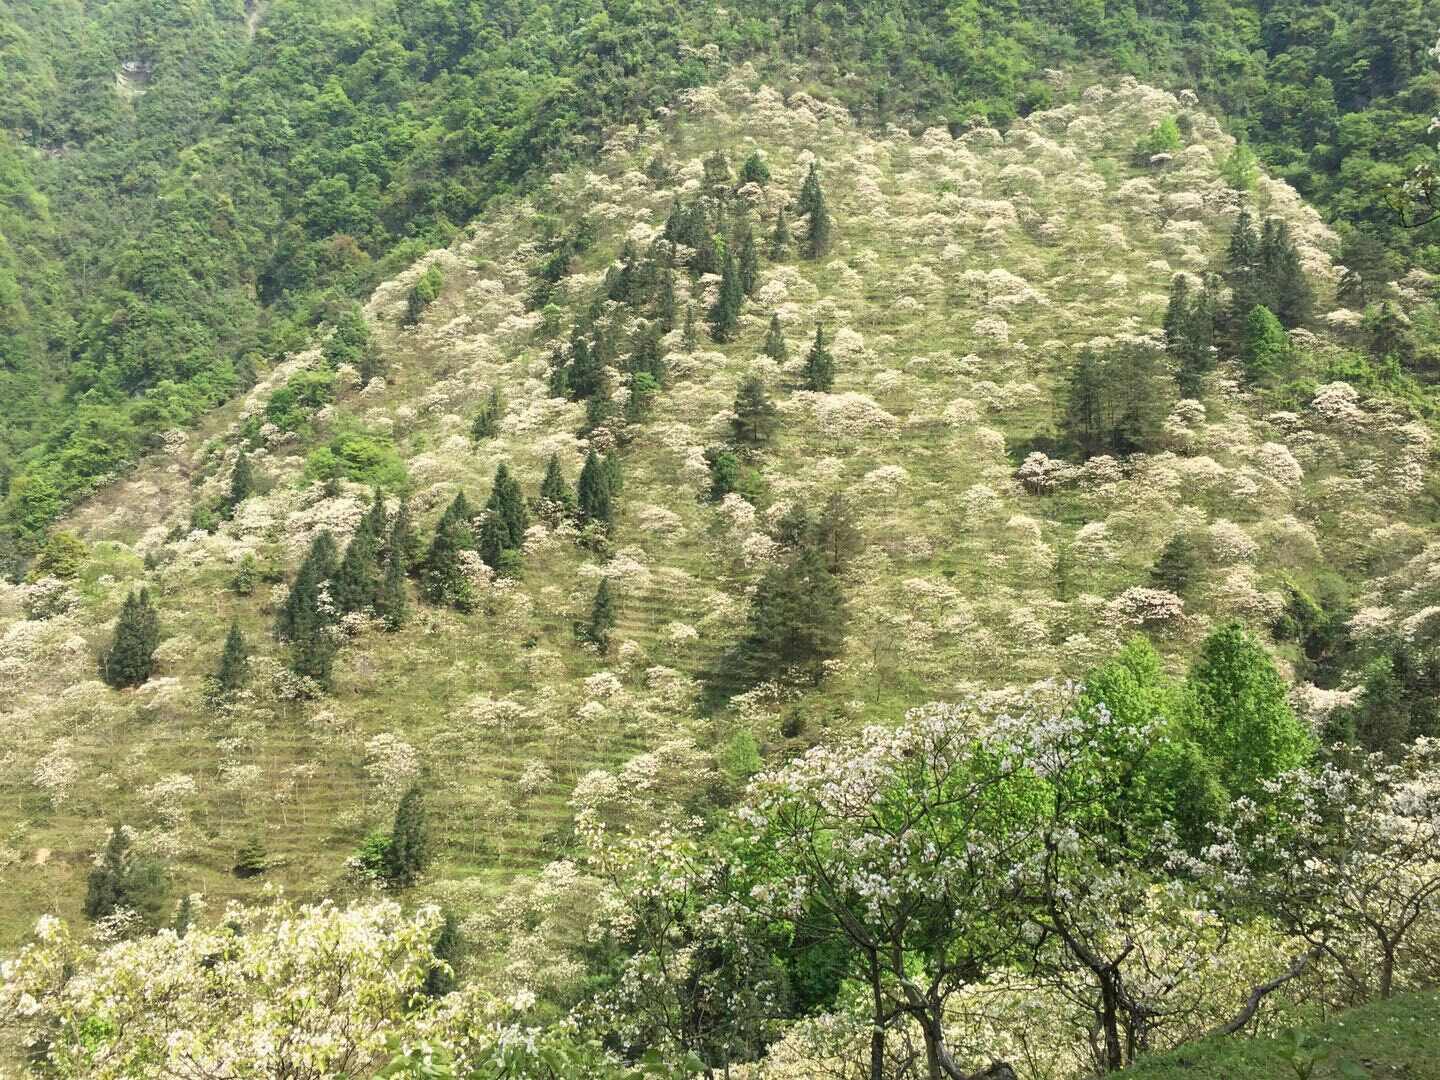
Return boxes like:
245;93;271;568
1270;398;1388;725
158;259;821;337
1126;992;1440;1079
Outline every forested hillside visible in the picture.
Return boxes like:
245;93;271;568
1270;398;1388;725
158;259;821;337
3;3;1440;1079
5;0;1440;561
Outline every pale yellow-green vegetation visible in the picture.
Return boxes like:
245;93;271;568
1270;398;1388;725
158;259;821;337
0;73;1433;943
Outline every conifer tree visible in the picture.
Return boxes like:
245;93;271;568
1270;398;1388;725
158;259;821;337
278;532;337;640
735;547;846;688
535;454;575;522
383;784;431;887
763;313;788;362
420;494;475;611
214;619;249;693
655;268;678;333
812;493;862;573
1258;218;1314;327
471;385;502;440
739;151;771;186
84;824;166;924
1164;274;1217;398
226;452;254;514
796;163;824;218
387;500;420;571
805;184;832;259
710;251;743;343
804;324;835;392
567;336;605;400
424;912;466;996
769;209;790;259
603;450;624;500
291;617;337;686
100;589;161;689
334;533;380;614
1150;532;1206;597
682;304;698;350
627;321;665;383
584;577;618;650
738;226;760;295
576;450;614;530
375;550;409;631
732;375;779;446
547;344;570;398
478;463;529;570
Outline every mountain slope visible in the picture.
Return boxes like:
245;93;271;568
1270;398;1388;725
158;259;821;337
1;72;1436;943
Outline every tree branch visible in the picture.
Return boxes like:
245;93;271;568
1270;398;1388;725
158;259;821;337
1208;948;1321;1037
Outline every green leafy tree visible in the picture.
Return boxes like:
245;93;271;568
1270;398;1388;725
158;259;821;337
99;589;161;689
1150;532;1206;598
1183;621;1314;798
1242;304;1290;383
383;784;432;888
423;912;466;997
582;576;619;651
737;226;760;295
477;464;529;570
739;152;771;186
405;265;444;325
1220;136;1258;191
769;209;790;259
1258;218;1315;328
1132;116;1182;164
535;454;575;522
32;531;87;580
804;325;834;392
375;550;409;631
734;547;846;688
231;553;258;596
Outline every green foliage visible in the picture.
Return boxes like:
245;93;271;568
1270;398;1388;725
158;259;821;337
1243;305;1292;383
739;152;771;186
731;376;778;446
31;530;87;580
763;313;788;362
1150;532;1207;598
1164;274;1218;398
1182;622;1314;799
732;547;846;690
233;837;268;879
1220;136;1258;191
803;325;834;392
231;553;258;596
576;450;614;531
478;464;529;571
305;426;410;493
384;784;432;888
581;577;619;651
375;550;410;631
708;251;743;343
226;452;255;514
213;620;249;694
99;589;160;689
406;265;445;325
420;494;476;612
470;387;502;441
1059;343;1171;459
83;824;166;926
423;912;465;998
1133;116;1182;164
717;729;762;779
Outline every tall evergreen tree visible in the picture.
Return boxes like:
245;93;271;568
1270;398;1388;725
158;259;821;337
682;303;698;350
547;344;570;398
796;163;824;218
567;335;605;400
478;464;529;570
535;454;575;522
84;824;166;925
769;209;790;259
739;151;771;186
763;313;788;362
387;500;420;571
423;912;466;997
420;494;475;611
1258;218;1314;328
732;375;779;446
291;618;337;686
576;450;614;530
735;547;846;688
383;784;431;887
471;385;502;440
655;268;678;333
335;503;384;614
214;619;249;693
278;532;338;640
100;589;161;689
710;250;743;343
812;493;862;573
375;550;409;631
584;577;619;650
738;226;760;295
804;325;835;392
1059;344;1171;459
1165;274;1217;398
226;452;255;514
804;184;832;259
627;321;665;383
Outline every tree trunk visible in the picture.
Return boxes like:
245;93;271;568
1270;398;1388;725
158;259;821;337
1380;942;1395;999
870;960;887;1080
1099;971;1124;1072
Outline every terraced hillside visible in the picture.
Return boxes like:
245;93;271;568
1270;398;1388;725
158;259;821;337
2;73;1436;942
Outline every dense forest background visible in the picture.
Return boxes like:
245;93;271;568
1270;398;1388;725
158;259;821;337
2;0;1440;566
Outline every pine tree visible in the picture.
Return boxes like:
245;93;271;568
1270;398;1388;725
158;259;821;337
291;618;337;686
655;268;678;333
567;335;605;400
738;226;760;295
420;494;475;611
710;251;743;342
535;454;575;522
100;589;161;689
796;163;824;218
763;313;788;362
603;450;624;500
812;493;862;573
424;911;466;996
739;151;771;186
769;209;790;259
334;532;380;613
805;185;832;259
627;321;665;383
278;532;338;640
226;452;255;514
1258;218;1315;327
383;784;431;887
732;375;779;446
584;577;618;650
387;500;420;571
547;344;570;398
214;620;249;693
478;464;529;570
682;303;698;350
735;547;846;688
471;385;502;440
576;450;614;530
1165;274;1217;398
375;549;409;630
804;324;835;392
1150;533;1206;597
84;824;166;925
